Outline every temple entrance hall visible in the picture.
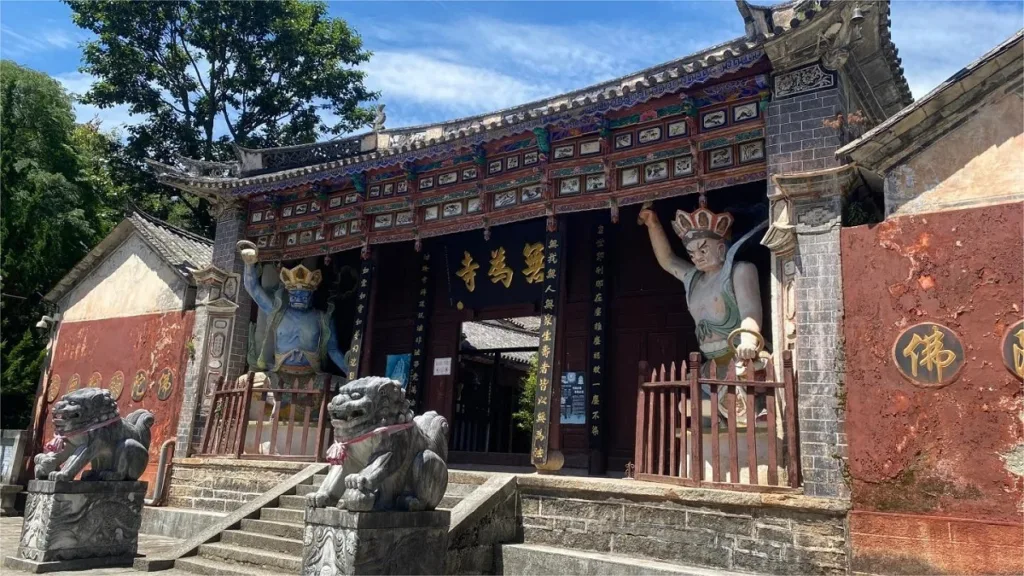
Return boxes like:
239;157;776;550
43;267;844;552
450;317;538;458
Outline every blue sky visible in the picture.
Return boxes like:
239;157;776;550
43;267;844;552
2;1;1022;134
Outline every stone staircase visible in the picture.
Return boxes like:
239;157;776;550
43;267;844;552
170;471;485;575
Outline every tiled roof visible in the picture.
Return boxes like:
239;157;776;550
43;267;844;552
148;38;766;195
837;29;1024;172
44;211;213;303
461;318;540;365
128;212;213;275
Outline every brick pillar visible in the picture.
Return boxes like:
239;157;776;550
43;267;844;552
765;62;850;499
178;204;252;455
211;204;253;381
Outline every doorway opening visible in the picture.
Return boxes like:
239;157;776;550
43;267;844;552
451;317;538;458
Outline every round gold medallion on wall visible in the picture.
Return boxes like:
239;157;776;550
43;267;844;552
156;368;174;401
1001;318;1024;381
87;371;102;388
131;370;148;401
108;371;125;400
67;373;81;393
46;375;62;402
892;322;966;388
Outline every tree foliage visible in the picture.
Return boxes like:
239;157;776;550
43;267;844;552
0;61;120;428
512;355;539;433
67;0;377;235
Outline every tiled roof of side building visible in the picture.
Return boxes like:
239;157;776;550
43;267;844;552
461;319;540;365
837;28;1024;172
128;211;214;275
44;211;213;303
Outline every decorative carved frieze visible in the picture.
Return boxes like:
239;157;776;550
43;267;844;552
773;63;836;99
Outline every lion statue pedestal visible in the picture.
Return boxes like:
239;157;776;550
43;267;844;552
3;389;152;573
301;376;450;575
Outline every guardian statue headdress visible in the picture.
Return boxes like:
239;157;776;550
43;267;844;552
671;195;733;243
279;264;322;291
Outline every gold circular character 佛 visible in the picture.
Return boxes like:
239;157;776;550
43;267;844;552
892;322;966;388
108;371;125;400
1001;318;1024;381
131;370;148;401
46;375;62;402
157;368;174;401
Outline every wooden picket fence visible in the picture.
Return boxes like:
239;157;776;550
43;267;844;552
633;350;800;491
198;372;332;461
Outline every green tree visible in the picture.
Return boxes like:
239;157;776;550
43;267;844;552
0;61;120;428
512;355;539;433
67;0;378;235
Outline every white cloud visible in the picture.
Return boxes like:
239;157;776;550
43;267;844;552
53;72;139;131
363;51;556;117
889;1;1024;99
356;14;738;128
0;24;86;57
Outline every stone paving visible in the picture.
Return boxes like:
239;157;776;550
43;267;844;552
1;516;184;575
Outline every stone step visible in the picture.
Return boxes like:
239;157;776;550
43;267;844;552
198;542;302;573
241;518;305;540
295;483;318;496
440;495;462;509
260;506;304;524
446;482;478;498
292;481;475;504
500;544;749;576
221;529;304;556
174;555;292;576
277;494;307;509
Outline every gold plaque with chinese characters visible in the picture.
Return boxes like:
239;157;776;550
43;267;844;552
892;322;965;388
1001;319;1024;381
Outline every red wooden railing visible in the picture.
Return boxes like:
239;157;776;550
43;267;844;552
199;372;332;461
633;350;799;491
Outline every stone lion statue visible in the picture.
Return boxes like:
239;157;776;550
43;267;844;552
34;388;154;482
307;376;449;512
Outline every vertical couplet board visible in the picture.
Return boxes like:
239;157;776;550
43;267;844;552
587;218;609;474
407;250;433;411
531;225;565;467
347;257;376;380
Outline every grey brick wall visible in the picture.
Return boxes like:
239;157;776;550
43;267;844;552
520;493;848;575
791;215;848;500
767;86;846;177
766;65;850;499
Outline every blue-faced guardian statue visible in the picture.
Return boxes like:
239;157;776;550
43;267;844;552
237;241;351;395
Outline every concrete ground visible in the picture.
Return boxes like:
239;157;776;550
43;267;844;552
1;516;184;575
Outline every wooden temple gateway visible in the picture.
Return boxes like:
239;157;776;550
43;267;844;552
148;0;911;486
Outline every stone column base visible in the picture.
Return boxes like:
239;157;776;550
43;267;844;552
302;508;450;575
534;449;564;474
3;480;146;573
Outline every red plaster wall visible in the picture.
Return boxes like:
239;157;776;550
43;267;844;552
41;311;195;496
841;203;1024;574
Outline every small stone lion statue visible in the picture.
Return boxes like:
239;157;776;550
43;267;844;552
34;388;154;482
307;376;449;512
